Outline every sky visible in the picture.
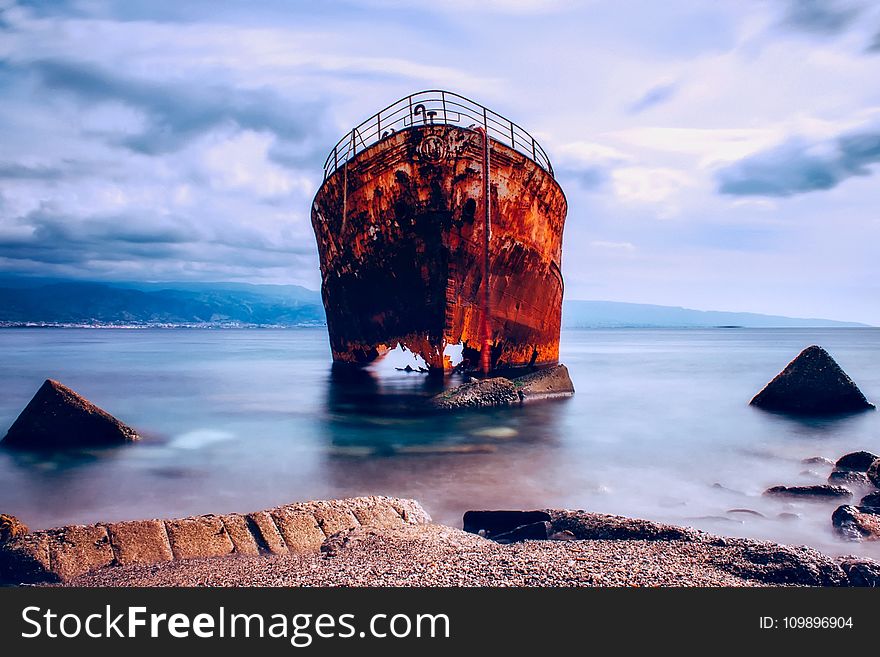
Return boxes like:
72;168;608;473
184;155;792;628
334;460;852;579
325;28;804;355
0;1;879;324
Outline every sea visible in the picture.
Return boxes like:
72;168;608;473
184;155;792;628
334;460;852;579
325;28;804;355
0;327;877;558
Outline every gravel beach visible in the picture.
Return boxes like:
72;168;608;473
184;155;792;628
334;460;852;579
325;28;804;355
57;520;874;588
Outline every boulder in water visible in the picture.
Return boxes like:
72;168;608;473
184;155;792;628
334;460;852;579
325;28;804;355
860;491;880;508
868;459;880;488
430;364;574;410
430;377;519;410
832;505;880;541
828;471;872;488
2;379;139;448
835;451;879;472
764;484;852;500
514;364;575;401
750;345;874;415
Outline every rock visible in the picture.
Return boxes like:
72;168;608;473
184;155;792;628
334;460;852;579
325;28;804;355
868;459;880;487
832;505;880;541
548;530;577;541
269;507;326;552
0;514;28;544
106;520;174;565
835;451;879;472
345;497;409;529
837;556;880;586
801;456;834;466
513;364;575;401
802;456;834;467
245;511;288;554
463;510;552;539
0;496;427;583
430;364;575;410
828;470;873;487
164;515;234;560
430;377;520;409
725;542;847;586
389;498;432;524
764;484;852;500
218;514;262;556
859;491;880;508
550;510;697;542
749;345;874;415
0;534;53;583
491;521;551;543
726;508;766;518
310;501;361;537
2;379;139;448
45;525;115;581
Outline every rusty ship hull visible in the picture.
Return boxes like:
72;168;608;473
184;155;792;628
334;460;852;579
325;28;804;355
312;112;567;372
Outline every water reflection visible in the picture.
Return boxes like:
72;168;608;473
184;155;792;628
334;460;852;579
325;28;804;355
319;364;572;524
748;405;874;439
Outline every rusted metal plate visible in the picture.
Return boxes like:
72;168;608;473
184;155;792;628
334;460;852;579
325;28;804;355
311;124;567;371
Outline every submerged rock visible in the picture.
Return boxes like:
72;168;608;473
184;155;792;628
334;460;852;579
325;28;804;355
801;456;834;467
726;508;766;518
0;514;28;544
430;364;574;410
1;379;139;449
513;364;575;401
835;451;879;472
764;484;852;500
430;377;519;410
749;345;874;415
832;505;880;541
860;491;880;508
828;471;872;487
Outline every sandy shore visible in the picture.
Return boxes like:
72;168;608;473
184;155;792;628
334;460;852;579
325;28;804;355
57;518;875;588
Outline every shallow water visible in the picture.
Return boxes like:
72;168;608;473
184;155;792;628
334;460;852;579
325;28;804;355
0;327;877;558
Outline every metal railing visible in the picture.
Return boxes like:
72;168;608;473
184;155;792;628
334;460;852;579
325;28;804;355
322;90;554;180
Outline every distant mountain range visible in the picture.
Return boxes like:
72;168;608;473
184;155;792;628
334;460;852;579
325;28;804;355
0;277;324;326
561;300;868;328
0;277;869;328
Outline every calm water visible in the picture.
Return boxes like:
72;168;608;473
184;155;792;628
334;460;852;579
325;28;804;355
0;327;878;558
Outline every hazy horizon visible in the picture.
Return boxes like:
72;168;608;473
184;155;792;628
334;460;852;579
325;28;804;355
0;273;876;328
1;1;879;323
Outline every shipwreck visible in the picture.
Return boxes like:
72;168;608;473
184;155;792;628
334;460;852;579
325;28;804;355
311;90;567;373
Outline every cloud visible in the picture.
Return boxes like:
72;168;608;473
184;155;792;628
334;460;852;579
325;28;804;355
552;140;631;191
869;29;880;51
25;59;327;156
777;0;864;35
627;82;677;114
611;167;694;204
0;203;316;281
0;163;64;180
607;127;783;167
716;123;880;196
590;240;636;251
